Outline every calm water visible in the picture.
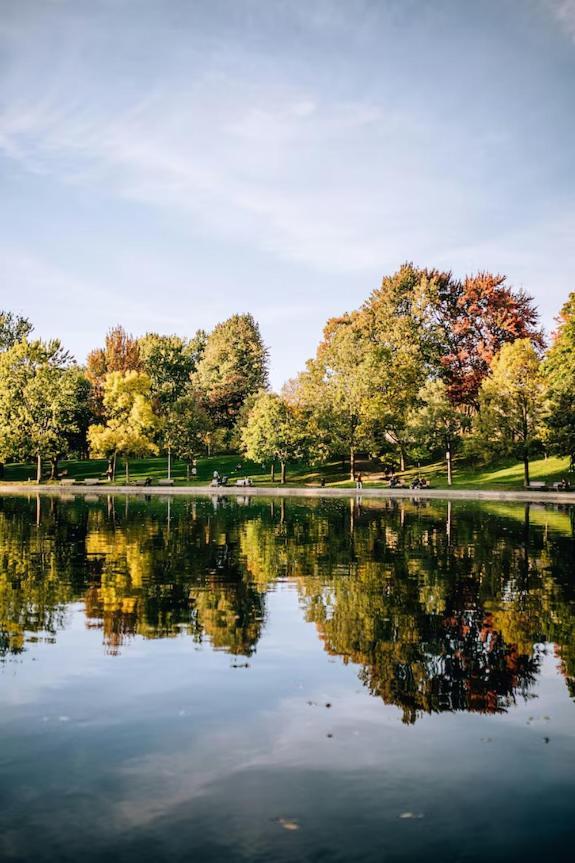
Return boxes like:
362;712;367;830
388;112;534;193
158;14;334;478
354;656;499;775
1;494;575;863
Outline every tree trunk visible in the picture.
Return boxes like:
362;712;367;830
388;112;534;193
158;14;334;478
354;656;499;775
446;441;452;486
50;456;59;480
523;452;530;488
167;447;172;480
280;461;286;484
399;447;406;472
112;452;117;481
271;462;275;483
36;453;42;484
125;458;129;484
350;447;355;482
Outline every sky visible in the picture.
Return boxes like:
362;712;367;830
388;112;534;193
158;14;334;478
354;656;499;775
1;0;575;389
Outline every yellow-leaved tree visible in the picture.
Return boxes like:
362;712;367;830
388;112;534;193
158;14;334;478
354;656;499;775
88;370;158;482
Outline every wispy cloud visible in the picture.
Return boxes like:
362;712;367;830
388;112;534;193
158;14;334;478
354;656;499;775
1;0;574;385
1;85;414;274
544;0;575;41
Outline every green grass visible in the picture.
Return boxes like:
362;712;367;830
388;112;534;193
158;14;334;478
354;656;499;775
1;453;573;490
408;454;572;490
1;455;271;486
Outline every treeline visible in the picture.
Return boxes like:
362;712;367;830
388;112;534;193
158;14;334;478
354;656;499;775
244;264;575;486
1;262;574;485
0;312;267;481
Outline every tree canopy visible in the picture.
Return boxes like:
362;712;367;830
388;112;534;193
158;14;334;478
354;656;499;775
0;339;87;481
472;339;547;486
88;370;159;479
193;313;269;431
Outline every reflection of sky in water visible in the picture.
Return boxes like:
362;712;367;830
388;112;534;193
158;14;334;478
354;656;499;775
1;496;575;862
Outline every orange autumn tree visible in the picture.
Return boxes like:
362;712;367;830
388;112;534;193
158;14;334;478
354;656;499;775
87;325;143;418
429;271;543;407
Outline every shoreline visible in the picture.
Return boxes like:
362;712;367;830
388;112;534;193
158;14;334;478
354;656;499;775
1;482;575;505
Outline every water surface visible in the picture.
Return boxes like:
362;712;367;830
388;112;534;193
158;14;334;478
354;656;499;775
1;494;575;862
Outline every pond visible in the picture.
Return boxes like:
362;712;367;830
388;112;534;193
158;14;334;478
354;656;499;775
1;493;575;862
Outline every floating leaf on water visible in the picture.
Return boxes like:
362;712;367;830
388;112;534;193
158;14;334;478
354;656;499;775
274;818;300;831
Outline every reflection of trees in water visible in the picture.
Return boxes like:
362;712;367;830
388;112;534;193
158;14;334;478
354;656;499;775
0;494;575;722
356;611;540;725
0;496;266;657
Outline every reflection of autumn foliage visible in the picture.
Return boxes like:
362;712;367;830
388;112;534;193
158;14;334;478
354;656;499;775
297;500;575;723
189;578;264;655
360;612;540;725
1;494;575;726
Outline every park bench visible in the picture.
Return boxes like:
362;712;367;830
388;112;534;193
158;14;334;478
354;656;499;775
132;478;152;487
59;478;77;486
528;481;547;490
83;478;106;486
158;478;175;486
235;478;253;487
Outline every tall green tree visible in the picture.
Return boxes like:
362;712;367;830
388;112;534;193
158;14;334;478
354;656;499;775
193;314;268;432
138;331;206;409
472;340;547;487
242;392;304;483
88;371;158;482
0;339;87;481
361;265;431;468
162;394;212;476
301;313;381;480
544;291;575;467
0;311;33;351
408;380;466;485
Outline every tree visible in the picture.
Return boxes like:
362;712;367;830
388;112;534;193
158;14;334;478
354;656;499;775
472;340;547;487
408;380;466;485
193;314;268;432
362;265;542;408
0;311;33;351
544;291;575;466
428;271;542;407
242;392;304;483
299;314;381;480
0;339;87;481
138;331;206;410
88;371;158;482
86;325;142;416
162;394;212;476
361;264;431;468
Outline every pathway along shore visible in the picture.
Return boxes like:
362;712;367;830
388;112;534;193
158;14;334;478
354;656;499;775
1;483;575;505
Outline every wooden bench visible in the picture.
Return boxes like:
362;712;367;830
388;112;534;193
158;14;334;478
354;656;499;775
158;478;175;486
59;478;78;486
83;478;106;486
528;481;547;490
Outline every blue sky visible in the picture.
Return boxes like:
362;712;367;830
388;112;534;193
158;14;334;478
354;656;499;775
1;0;575;388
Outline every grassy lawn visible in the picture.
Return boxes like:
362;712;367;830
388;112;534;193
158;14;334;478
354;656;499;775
1;455;271;486
1;453;573;490
410;454;573;490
